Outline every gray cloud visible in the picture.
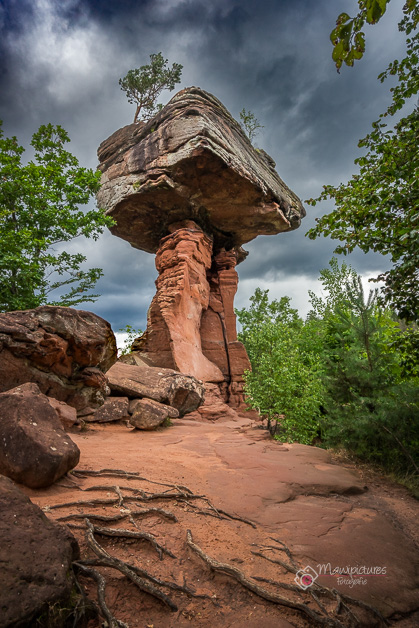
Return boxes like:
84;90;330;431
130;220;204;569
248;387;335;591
0;0;408;329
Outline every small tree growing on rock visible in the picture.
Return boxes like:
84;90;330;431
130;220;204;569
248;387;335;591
119;52;183;123
239;108;264;143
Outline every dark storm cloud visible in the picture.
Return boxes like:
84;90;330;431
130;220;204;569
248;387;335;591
239;234;387;283
0;0;408;327
53;230;158;330
91;245;157;330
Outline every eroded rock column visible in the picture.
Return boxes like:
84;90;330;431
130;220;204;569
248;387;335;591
137;224;250;408
138;221;224;383
201;249;251;408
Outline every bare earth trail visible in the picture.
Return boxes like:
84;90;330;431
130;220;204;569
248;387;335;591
24;415;419;627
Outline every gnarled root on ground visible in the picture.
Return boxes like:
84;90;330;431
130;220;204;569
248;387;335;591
45;468;387;628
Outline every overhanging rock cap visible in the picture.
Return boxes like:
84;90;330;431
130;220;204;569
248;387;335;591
97;87;306;254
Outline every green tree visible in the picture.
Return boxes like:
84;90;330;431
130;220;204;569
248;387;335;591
330;0;418;70
307;257;358;320
239;108;264;143
319;275;419;476
307;8;419;321
119;52;183;123
0;122;113;311
237;289;325;444
118;324;143;356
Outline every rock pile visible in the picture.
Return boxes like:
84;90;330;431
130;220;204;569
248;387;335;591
0;305;117;414
0;306;205;484
97;87;306;416
82;356;205;429
0;306;118;489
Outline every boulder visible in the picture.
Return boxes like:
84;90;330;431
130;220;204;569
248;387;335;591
193;383;241;422
129;398;179;430
0;305;117;413
83;396;130;423
107;360;205;416
47;397;78;430
0;474;79;628
97;87;305;410
0;383;80;488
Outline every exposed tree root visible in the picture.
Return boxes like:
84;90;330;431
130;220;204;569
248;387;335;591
59;512;131;523
178;499;256;528
71;467;193;494
73;561;128;628
251;549;296;574
83;518;178;611
46;468;388;628
214;507;257;528
53;505;177;525
57;470;252;527
49;497;119;509
82;557;211;601
90;524;176;560
187;529;388;628
269;536;300;568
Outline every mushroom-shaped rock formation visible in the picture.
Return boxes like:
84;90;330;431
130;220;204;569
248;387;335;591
97;87;305;410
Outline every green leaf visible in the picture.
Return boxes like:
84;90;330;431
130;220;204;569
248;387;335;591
0;120;112;311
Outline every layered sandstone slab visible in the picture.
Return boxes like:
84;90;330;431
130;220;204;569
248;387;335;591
97;86;305;253
0;306;117;412
107;360;205;417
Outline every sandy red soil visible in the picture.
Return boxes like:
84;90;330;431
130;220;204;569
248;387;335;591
22;415;419;627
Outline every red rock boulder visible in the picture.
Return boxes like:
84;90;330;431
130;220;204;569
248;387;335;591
0;305;117;412
82;396;131;423
107;359;205;417
0;383;80;488
129;397;179;430
0;474;79;627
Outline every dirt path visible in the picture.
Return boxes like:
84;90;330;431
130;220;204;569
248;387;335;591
23;415;419;627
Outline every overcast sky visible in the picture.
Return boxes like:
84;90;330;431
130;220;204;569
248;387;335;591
0;0;408;334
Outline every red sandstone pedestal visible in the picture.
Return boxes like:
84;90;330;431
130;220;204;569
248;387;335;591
133;221;250;410
96;88;306;416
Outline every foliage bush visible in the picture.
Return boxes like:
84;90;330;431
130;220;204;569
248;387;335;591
237;260;419;480
237;289;325;444
118;324;143;356
317;274;419;475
